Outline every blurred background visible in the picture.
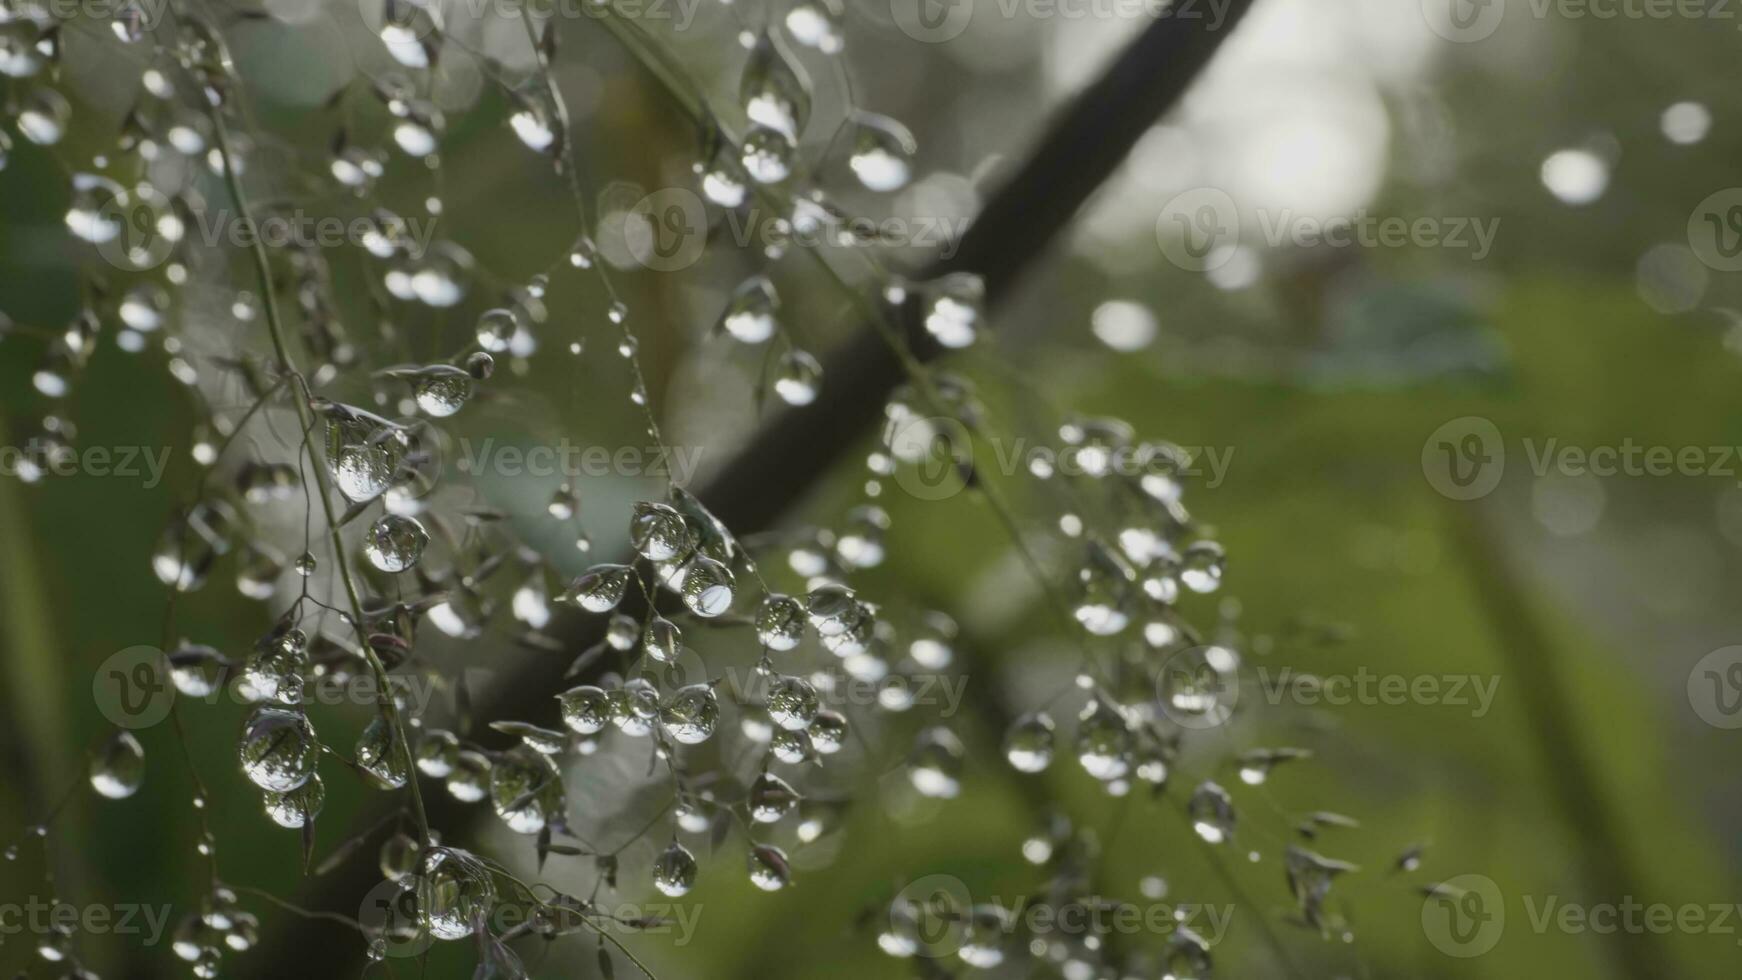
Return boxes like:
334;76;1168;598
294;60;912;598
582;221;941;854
1;0;1739;977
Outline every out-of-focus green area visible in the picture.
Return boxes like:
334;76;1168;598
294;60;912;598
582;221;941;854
2;1;1741;978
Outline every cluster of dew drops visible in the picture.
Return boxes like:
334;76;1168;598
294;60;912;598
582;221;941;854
0;0;1389;976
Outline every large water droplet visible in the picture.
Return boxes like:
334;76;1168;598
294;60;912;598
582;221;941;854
238;706;318;793
848;112;916;193
90;730;145;799
1003;713;1055;774
659;684;719;745
489;746;562;834
681;557;736;617
717;276;779;343
653;841;697;897
364;514;428;573
356;715;409;789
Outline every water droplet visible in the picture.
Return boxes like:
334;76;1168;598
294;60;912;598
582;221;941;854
1188;781;1235;844
773;349;822;406
356;715;409;789
747;843;791;890
364;514;428;573
561;564;631;612
681;557;736;617
807;710;847;754
630;501;694;562
848;112;916;192
490;746;562;834
717;276;779;343
508;88;561;154
238;706;318;792
754;594;806;651
415;729;459;777
445;750;491;802
784;0;843;53
1075;700;1131;781
740;32;810;141
643;616;682;663
921;272;984;349
410;366;472;417
558;685;610;735
749;772;798;823
379;831;419;881
766;676;819;731
659;684;719;745
907;727;963;798
653;841;697;897
1179;541;1225;593
1003;713;1055;774
242;627;307;705
263;773;325;828
90;730;145;799
740;126;795;184
417;847;496;941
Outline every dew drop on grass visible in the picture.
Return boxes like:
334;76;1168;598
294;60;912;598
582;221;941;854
90;730;145;799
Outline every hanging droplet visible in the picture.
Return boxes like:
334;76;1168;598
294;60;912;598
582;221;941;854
1160;644;1239;727
558;685;610;735
445;750;492;802
807;710;848;755
681;557;736;617
415;728;460;777
242;627;307;706
770;728;811;764
410;365;473;417
489;746;562;834
700;142;748;207
921;272;985;349
848;112;917;192
766;676;819;731
508;87;561;154
547;484;578;520
356;715;410;789
90;730;145;799
169;642;228;697
17;88;70;145
1075;700;1131;781
1179;541;1225;593
238;706;318;793
773;349;822;406
907;727;963;799
749;772;799;823
754;594;806;651
659;684;719;745
378;0;442;69
630;502;694;562
417;847;496;941
740;126;795;185
643;616;682;663
653;841;698;897
740;32;811;140
364;514;428;573
747;843;791;891
561;564;631;612
1188;781;1236;844
152;500;239;592
717;276;779;343
1003;713;1055;774
263;774;325;828
609;679;660;736
784;0;843;53
379;831;419;881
